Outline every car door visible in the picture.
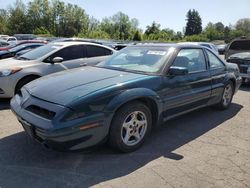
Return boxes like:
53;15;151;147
44;45;87;70
39;45;87;75
85;45;114;66
161;48;212;119
205;49;227;105
56;45;87;69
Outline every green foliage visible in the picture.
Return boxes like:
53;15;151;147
133;30;143;41
184;34;209;42
204;22;223;41
235;18;250;35
7;0;31;34
33;27;50;35
215;22;225;32
99;12;139;40
79;29;110;39
185;9;202;36
144;22;161;36
0;9;8;33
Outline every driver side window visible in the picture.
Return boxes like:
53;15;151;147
45;45;85;63
172;49;207;73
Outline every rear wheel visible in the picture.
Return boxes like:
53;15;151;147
215;81;234;110
109;102;152;152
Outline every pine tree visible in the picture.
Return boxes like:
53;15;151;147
133;30;142;41
185;9;202;36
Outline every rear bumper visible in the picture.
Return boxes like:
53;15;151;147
10;93;113;151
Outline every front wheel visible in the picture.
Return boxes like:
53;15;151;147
109;102;152;153
215;81;234;110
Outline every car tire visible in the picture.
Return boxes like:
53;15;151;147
109;101;152;153
15;76;39;94
214;81;234;110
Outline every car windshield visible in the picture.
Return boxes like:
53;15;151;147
17;44;62;60
97;46;170;73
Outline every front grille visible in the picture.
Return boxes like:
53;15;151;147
26;105;56;120
239;66;248;74
228;59;250;74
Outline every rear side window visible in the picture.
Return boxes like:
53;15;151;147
86;45;113;57
172;49;207;73
206;50;225;69
48;45;85;61
229;40;250;50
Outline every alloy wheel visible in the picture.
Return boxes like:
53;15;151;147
222;84;233;106
121;111;148;146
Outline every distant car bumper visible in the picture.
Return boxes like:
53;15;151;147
239;64;250;78
10;91;112;151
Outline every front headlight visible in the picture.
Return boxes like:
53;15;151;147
0;67;22;77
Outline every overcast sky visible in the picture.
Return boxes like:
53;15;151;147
2;0;250;31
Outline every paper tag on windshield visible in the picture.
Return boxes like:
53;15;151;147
147;51;166;56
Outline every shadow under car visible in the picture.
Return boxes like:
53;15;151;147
0;103;243;187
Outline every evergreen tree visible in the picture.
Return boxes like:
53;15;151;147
185;9;202;36
133;30;142;41
144;21;161;36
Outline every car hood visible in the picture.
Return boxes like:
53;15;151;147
0;58;36;69
229;52;250;60
25;67;149;106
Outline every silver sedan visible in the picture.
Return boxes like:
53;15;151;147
0;41;115;98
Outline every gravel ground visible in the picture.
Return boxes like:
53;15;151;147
0;85;250;188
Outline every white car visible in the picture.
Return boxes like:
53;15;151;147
2;36;17;44
0;41;115;98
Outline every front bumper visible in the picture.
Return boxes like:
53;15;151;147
237;64;250;78
0;76;16;98
10;93;112;151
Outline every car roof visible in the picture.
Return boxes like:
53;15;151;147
131;43;210;50
51;41;116;51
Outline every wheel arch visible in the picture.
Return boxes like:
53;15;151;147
106;88;162;128
15;74;41;93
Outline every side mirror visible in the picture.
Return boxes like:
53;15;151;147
52;57;64;64
168;66;188;76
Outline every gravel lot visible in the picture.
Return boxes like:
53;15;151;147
0;85;250;188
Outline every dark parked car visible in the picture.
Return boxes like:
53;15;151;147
0;40;47;51
227;52;250;83
225;37;250;60
0;43;44;59
11;44;242;152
